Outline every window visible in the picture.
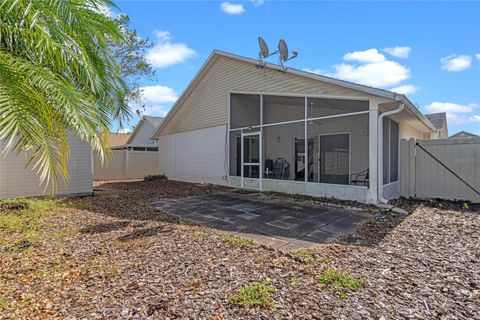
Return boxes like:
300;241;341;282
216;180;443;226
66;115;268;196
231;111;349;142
383;117;399;185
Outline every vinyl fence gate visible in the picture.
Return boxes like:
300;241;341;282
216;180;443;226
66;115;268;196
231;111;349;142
400;137;480;203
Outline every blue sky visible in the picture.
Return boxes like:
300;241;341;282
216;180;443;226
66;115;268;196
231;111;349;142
115;0;480;136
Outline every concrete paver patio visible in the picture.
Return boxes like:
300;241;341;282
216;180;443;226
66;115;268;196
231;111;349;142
151;190;373;251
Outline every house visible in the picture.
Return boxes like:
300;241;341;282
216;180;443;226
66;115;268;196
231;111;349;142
425;112;448;138
153;50;440;204
0;135;92;199
449;131;478;139
106;132;131;148
113;115;164;151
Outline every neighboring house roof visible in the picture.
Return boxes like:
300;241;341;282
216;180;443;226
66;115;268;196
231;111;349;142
127;115;164;145
153;50;436;138
106;132;131;148
425;112;447;131
425;112;448;138
449;131;478;138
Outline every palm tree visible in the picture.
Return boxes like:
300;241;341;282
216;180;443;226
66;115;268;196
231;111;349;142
0;0;131;189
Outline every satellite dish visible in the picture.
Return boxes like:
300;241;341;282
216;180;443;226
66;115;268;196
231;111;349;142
278;39;289;62
278;39;298;69
258;37;269;60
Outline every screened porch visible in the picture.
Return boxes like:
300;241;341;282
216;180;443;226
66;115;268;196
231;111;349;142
227;93;381;201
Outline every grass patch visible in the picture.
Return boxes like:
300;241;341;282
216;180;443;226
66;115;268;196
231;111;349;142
220;233;257;249
289;277;299;286
292;250;333;265
229;282;276;308
61;200;92;210
316;267;364;299
0;198;61;248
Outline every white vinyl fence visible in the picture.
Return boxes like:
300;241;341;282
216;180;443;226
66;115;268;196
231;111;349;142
93;150;159;180
400;137;480;203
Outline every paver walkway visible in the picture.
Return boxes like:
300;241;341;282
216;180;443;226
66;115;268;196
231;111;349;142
152;191;373;251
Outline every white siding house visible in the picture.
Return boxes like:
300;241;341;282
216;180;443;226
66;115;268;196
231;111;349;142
153;51;439;204
113;115;164;151
0;135;93;198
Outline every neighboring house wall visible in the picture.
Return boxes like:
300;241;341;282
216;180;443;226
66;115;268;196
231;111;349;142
129;120;158;146
160;55;375;136
158;125;228;185
0;136;92;198
93;149;159;180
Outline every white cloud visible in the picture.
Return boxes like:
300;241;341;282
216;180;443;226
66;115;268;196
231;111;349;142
425;102;480;127
220;2;245;14
445;113;480;125
118;128;131;134
343;48;386;63
390;84;418;95
329;60;410;88
425;102;477;114
322;48;411;88
440;54;472;72
153;30;171;42
130;85;178;117
384;46;411;59
145;30;195;68
476;53;480;61
141;85;178;104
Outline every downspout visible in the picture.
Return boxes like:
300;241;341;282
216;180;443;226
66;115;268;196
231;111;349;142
378;102;404;204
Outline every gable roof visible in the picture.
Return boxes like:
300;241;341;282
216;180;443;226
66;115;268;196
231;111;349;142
425;112;447;130
153;50;436;137
449;130;478;138
127;115;164;144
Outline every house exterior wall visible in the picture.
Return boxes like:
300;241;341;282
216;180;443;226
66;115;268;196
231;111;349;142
160;55;375;136
0;136;92;198
129;121;158;146
399;121;424;140
379;119;427;200
158;125;228;185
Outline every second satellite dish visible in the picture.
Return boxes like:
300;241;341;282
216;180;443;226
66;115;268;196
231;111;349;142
278;39;298;69
278;39;289;62
258;37;269;60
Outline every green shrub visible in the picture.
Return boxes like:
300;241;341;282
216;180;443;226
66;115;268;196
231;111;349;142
316;267;364;298
144;174;167;181
229;282;276;308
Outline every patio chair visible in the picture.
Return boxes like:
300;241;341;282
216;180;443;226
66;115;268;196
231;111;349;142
350;169;369;187
271;158;290;180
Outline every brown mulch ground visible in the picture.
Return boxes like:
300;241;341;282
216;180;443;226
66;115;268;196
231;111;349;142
1;180;479;319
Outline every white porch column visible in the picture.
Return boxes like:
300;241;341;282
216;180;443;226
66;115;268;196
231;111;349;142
368;100;379;204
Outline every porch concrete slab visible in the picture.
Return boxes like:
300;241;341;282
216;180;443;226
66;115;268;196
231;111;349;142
152;191;373;251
